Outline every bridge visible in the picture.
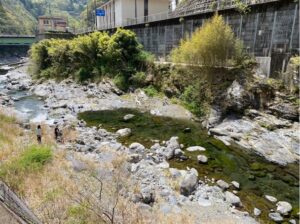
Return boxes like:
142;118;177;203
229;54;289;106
0;35;36;46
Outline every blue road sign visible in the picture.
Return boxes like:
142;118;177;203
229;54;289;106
96;9;105;16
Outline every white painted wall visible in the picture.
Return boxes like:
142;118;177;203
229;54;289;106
149;0;169;15
96;0;169;29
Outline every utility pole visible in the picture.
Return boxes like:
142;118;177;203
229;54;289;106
94;0;97;30
87;3;89;28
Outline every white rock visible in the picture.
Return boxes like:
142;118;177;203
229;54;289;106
190;168;198;177
265;195;277;203
180;170;198;196
254;208;261;216
216;180;229;190
268;212;283;222
198;198;212;207
289;219;296;224
276;201;292;215
174;148;184;157
197;155;208;163
129;142;145;153
116;128;131;137
225;191;242;207
186;146;206;152
124;114;135;121
231;181;240;189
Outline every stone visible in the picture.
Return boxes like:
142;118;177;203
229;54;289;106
161;147;175;160
169;168;181;178
174;148;184;157
127;154;142;163
276;201;292;215
141;186;155;204
116;128;131;137
289;219;296;224
197;155;208;163
231;181;240;189
268;212;283;222
66;155;87;172
216;180;230;190
223;80;251;113
150;143;161;151
225;191;242;207
166;136;180;150
254;208;261;217
124;114;135;121
186;146;206;152
183;128;191;133
265;195;277;203
180;170;198;196
129;143;145;153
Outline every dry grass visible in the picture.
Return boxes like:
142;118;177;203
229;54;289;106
0;109;197;224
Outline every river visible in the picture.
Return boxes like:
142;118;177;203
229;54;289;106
0;62;299;223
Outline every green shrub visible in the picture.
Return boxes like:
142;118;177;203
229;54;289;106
0;145;52;191
113;74;128;91
180;84;210;117
144;85;159;97
29;29;153;85
131;71;147;87
171;14;243;67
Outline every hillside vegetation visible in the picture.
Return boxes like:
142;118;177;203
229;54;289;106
0;0;92;34
0;0;37;34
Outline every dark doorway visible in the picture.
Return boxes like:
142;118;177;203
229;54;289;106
144;0;148;21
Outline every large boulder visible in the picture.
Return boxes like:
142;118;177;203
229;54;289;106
276;201;292;215
269;103;299;121
180;169;198;196
216;180;229;190
268;212;283;222
166;136;180;150
222;80;251;113
225;191;242;207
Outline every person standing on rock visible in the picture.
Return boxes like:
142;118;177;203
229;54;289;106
36;125;42;144
54;125;60;142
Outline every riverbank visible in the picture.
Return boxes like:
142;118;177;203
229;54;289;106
0;62;299;223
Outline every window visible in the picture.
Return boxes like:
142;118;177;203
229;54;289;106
144;0;148;17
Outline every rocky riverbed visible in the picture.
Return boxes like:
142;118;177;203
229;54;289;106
0;62;299;223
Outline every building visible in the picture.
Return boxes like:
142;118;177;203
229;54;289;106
96;0;170;29
38;16;68;34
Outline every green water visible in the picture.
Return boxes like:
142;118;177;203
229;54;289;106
79;108;299;223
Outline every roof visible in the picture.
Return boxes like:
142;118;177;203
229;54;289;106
38;16;66;21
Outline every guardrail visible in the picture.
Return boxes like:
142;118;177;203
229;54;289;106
0;181;41;224
77;0;279;33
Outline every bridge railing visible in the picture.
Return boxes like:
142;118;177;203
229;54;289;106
88;0;279;33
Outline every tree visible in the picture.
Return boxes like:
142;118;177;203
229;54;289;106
171;14;242;67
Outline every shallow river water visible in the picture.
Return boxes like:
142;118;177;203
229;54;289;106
79;108;299;223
